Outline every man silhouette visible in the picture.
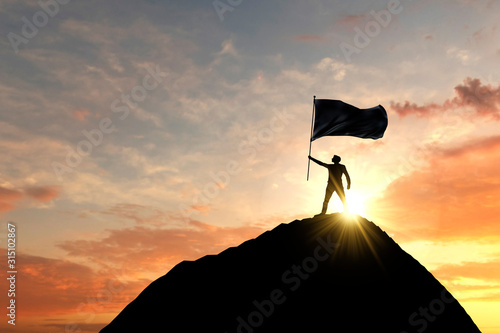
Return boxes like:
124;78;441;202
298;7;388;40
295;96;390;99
308;154;351;214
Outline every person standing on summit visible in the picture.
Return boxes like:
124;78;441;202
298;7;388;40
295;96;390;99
308;154;351;214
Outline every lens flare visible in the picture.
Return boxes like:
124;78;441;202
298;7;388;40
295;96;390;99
346;191;367;216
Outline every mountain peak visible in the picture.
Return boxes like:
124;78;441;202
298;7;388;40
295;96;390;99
100;213;480;333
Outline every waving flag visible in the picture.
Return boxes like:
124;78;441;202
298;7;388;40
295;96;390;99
311;99;388;141
306;98;388;180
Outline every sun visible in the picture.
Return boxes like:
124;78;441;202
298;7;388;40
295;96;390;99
345;191;367;216
305;187;369;217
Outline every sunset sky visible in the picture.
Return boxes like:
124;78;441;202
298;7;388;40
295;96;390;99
1;0;500;332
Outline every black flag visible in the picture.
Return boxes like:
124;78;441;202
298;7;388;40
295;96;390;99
312;99;388;141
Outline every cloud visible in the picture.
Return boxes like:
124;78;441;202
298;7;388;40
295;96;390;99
430;257;500;301
0;186;23;200
391;77;500;119
454;77;500;117
190;205;211;212
39;323;108;333
0;185;60;212
24;185;60;202
333;14;367;30
431;135;500;158
390;100;441;117
293;34;326;42
0;201;16;212
0;186;23;212
57;219;267;278
368;134;500;241
433;258;500;283
0;252;145;318
73;109;92;121
0;248;158;333
216;38;240;57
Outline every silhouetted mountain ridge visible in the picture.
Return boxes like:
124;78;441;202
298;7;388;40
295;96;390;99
100;213;481;333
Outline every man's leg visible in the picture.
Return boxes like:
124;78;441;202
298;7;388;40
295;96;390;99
321;185;334;214
336;186;348;212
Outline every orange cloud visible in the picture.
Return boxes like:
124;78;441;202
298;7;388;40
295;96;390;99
433;258;500;283
431;135;500;158
391;77;500;119
73;109;91;121
430;257;500;302
333;14;367;30
293;34;325;42
0;251;150;333
0;185;60;212
24;185;60;203
57;219;266;278
0;249;149;322
191;204;211;212
369;135;500;241
18;256;95;313
0;186;23;212
0;202;15;212
38;323;107;333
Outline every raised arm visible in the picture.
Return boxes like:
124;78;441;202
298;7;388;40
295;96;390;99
343;165;351;189
308;155;327;168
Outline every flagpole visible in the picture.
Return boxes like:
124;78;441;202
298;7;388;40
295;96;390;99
307;95;316;181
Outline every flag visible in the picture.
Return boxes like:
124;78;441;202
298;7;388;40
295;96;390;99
311;99;388;141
